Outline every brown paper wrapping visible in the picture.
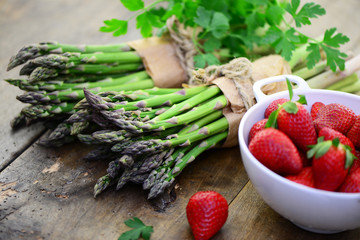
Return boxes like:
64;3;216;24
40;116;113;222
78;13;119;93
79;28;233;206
213;77;246;147
211;55;292;147
252;55;291;94
128;37;187;88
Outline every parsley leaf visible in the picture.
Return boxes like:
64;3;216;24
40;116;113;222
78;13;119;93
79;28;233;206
136;12;154;38
305;43;321;69
120;0;144;11
203;37;221;52
162;2;183;20
209;12;230;39
273;29;299;61
118;217;153;240
321;44;347;71
323;28;350;48
99;19;128;37
265;4;285;25
286;0;326;27
194;6;212;29
194;53;220;68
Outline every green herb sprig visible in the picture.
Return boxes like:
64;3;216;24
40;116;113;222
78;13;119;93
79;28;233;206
100;0;349;71
118;217;154;240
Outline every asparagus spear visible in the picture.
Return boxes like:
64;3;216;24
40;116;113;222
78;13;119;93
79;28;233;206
28;63;144;82
6;71;149;92
326;73;359;91
20;51;142;74
132;95;228;132
149;85;221;122
39;122;77;147
147;131;228;199
21;102;76;119
7;41;132;70
120;117;229;157
143;146;192;191
94;174;119;198
83;85;208;112
16;79;155;104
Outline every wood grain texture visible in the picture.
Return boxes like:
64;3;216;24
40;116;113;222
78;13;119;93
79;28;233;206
0;0;360;239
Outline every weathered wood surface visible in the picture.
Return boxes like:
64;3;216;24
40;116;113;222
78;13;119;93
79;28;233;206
0;0;360;239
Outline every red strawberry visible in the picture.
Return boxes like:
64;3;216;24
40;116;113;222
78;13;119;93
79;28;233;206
318;127;355;154
264;98;288;118
346;115;360;148
349;158;360;174
249;128;303;175
277;101;317;152
249;118;268;142
186;191;228;240
313;103;356;134
309;138;355;191
311;102;325;120
285;167;315;188
339;168;360;193
355;150;360;160
299;150;311;167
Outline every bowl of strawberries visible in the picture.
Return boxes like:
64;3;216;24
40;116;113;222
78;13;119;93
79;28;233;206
238;75;360;234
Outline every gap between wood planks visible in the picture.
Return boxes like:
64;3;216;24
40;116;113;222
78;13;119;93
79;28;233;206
228;179;251;206
0;129;47;172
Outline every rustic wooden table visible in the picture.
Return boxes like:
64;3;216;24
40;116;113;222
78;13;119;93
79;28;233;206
0;0;360;239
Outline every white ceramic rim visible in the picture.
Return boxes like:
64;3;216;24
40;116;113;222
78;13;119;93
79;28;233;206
238;75;360;199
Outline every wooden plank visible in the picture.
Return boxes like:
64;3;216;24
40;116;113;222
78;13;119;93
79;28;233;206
0;144;247;240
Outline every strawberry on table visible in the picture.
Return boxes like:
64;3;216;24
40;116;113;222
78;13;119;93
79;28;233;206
264;98;288;118
285;167;315;188
249;128;303;175
310;101;325;120
313;103;356;134
308;138;356;191
186;191;228;240
346;115;360;148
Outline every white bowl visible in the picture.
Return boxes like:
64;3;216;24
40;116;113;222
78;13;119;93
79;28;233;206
238;75;360;234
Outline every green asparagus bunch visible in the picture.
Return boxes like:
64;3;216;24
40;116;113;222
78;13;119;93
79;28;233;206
5;41;154;129
58;85;229;199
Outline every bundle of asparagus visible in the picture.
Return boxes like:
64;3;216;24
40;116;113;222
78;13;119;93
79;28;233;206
5;38;188;131
5;42;149;127
77;84;229;199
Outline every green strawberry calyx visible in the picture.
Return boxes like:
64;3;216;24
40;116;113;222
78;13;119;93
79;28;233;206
307;137;356;170
265;78;307;129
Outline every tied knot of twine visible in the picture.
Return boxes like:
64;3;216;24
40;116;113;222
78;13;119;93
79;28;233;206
166;16;197;79
189;58;256;110
189;57;252;85
166;16;256;110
